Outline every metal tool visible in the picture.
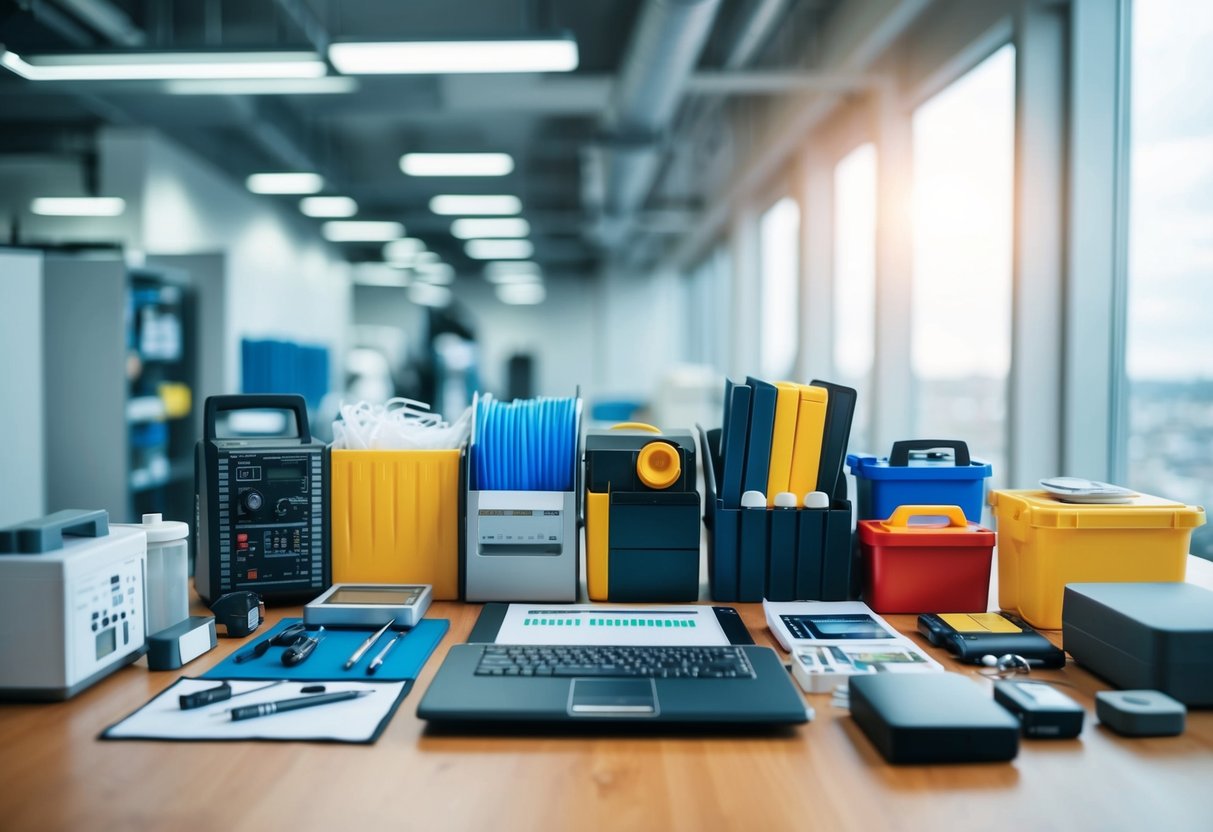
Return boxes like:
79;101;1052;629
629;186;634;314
343;618;395;670
281;627;325;667
366;631;404;676
233;622;308;664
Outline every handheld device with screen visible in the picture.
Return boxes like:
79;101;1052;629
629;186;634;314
304;583;433;628
918;612;1066;667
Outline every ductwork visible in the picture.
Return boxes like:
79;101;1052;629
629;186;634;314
595;0;722;235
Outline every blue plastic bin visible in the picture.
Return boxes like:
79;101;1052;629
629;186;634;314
847;440;992;522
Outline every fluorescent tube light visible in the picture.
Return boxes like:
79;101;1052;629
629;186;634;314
497;282;546;305
465;239;533;260
451;218;530;239
1;48;326;81
165;77;358;95
409;283;452;308
30;197;125;216
400;153;513;177
429;194;521;215
382;238;427;264
322;221;404;242
485;260;541;277
246;172;324;194
353;263;409;287
486;270;542;285
300;196;358;217
329;37;578;75
415;263;456;285
413;251;441;265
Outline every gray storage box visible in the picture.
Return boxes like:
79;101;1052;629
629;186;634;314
1063;582;1213;707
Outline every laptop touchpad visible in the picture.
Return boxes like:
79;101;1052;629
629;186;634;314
568;679;658;717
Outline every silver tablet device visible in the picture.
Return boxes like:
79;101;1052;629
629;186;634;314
303;583;433;627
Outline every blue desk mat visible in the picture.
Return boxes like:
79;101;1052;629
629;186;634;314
203;618;448;682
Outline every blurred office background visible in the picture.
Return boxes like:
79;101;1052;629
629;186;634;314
0;0;1209;557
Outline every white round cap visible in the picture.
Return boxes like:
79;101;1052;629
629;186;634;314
802;491;830;509
134;512;189;543
741;490;767;509
774;492;798;508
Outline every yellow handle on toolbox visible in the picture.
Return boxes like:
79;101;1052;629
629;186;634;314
610;422;662;434
884;505;969;528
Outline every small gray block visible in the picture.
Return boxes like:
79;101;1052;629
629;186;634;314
1095;690;1186;737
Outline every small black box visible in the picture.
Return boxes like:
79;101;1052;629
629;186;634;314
1063;582;1213;707
849;673;1020;764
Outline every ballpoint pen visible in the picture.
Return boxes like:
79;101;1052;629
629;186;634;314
343;618;395;670
228;690;372;722
366;631;404;676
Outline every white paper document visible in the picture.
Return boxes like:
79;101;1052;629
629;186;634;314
102;678;408;744
496;604;731;647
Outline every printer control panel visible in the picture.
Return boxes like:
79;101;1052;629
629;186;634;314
72;556;144;678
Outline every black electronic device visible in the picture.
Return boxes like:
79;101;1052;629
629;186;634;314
195;395;330;605
993;680;1085;739
918;612;1066;668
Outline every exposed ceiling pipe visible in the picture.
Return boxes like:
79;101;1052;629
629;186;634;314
272;0;331;55
593;0;722;242
52;0;144;46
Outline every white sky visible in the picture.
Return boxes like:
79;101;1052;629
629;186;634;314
1127;0;1213;380
910;44;1015;380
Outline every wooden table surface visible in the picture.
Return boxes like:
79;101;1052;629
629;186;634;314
2;558;1210;832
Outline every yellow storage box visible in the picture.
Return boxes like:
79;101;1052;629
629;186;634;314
330;449;462;599
990;489;1205;629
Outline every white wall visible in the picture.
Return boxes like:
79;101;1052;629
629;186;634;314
0;249;45;525
99;128;351;393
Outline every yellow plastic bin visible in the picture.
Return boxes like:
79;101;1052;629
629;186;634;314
990;489;1205;629
330;449;462;599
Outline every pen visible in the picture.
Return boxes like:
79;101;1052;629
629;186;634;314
229;690;372;722
366;631;404;676
343;619;395;670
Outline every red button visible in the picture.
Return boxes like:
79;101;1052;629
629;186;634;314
238;542;249;550
247;569;258;580
237;533;248;543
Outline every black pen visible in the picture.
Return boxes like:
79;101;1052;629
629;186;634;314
229;690;372;722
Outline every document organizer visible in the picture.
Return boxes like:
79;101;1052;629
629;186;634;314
698;425;854;603
329;448;464;600
463;392;583;602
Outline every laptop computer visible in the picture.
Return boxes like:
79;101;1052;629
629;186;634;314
417;604;810;726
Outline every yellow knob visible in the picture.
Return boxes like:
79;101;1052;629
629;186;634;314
636;441;680;490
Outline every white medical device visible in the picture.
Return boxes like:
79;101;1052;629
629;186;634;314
0;510;148;700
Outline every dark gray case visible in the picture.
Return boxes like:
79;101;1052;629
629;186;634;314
1063;583;1213;707
849;673;1020;764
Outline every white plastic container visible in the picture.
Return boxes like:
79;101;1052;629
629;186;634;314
118;513;190;635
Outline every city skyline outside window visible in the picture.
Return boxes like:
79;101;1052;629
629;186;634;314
910;44;1015;486
1126;0;1213;558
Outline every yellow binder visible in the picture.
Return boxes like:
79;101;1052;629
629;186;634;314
766;381;802;506
788;385;830;499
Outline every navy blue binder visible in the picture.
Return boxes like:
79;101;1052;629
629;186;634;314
743;377;778;497
720;381;752;508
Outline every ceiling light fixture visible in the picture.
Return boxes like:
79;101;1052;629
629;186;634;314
246;172;324;194
450;218;530;239
30;197;126;216
400;153;513;177
300;196;358;217
429;194;521;216
322;221;404;242
165;77;358;95
465;239;533;260
329;35;578;75
0;48;327;81
496;282;546;305
409;283;452;308
415;263;456;285
352;263;409;287
382;237;427;264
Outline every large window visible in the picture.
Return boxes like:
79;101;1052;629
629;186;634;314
685;244;730;375
833;142;877;451
1126;0;1213;558
910;44;1015;481
758;196;800;379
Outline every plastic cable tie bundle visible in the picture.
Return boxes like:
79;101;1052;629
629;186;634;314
331;397;472;450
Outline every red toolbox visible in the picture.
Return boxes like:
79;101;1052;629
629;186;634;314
858;505;995;614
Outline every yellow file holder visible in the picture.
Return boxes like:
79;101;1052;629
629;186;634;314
329;449;462;599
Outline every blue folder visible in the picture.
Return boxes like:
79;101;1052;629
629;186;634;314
743;377;778;496
203;618;448;682
720;380;752;508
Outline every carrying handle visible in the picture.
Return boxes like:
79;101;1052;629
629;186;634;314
204;395;310;442
0;509;109;554
889;439;970;467
884;505;969;529
610;422;662;434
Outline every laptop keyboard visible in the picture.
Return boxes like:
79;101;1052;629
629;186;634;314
474;645;756;679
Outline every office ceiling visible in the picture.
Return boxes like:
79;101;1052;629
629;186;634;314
0;0;840;277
